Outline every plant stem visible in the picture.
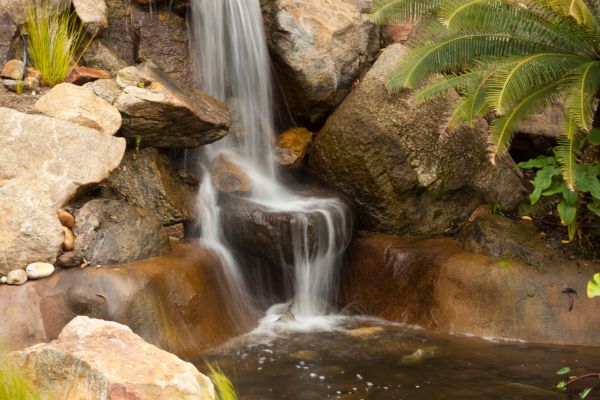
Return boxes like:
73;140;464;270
567;373;600;386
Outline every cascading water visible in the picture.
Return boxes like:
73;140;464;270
189;0;352;325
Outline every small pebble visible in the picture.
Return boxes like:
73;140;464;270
7;269;27;285
0;276;6;284
26;262;55;280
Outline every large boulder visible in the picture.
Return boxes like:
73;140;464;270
309;44;527;235
72;0;108;35
0;242;252;353
343;232;600;346
115;62;230;148
73;199;171;265
9;316;216;400
33;83;122;136
266;0;379;123
107;148;198;226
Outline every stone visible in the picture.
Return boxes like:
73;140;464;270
210;153;252;193
2;77;38;92
84;78;122;103
57;210;75;228
72;0;108;34
62;226;74;251
6;269;27;285
56;251;83;268
309;44;527;235
457;214;553;265
518;101;564;139
66;65;111;85
25;262;55;279
115;62;230;148
0;242;252;354
343;232;600;346
107;148;198;225
0;276;6;284
1;58;23;79
9;316;216;400
274;127;313;169
34;83;122;136
268;0;379;122
382;22;415;44
81;40;127;76
0;11;17;65
74;199;171;265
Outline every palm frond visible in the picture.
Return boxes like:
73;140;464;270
565;60;600;131
371;0;442;23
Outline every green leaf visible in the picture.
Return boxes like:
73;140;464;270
588;200;600;217
575;164;600;198
530;165;561;204
588;128;600;145
557;381;567;391
499;260;512;269
557;367;571;375
588;273;600;298
558;200;577;225
542;179;566;196
580;387;593;399
518;156;555;169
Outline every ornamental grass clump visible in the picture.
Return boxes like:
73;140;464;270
25;0;92;86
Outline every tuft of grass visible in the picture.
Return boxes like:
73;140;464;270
207;363;237;400
0;356;40;400
25;0;93;86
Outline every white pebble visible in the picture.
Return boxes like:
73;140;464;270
356;374;363;381
26;262;54;279
0;276;6;284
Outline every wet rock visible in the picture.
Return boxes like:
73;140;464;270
81;40;127;76
0;242;251;354
1;58;23;79
74;199;171;265
34;83;122;135
267;0;379;122
56;251;84;268
400;347;437;365
458;214;553;265
210;153;252;194
25;262;55;279
6;269;27;285
309;44;527;235
9;316;216;400
343;232;600;346
57;210;75;229
115;62;230;148
274;127;313;169
72;0;108;34
107;148;198;225
84;78;122;103
66;65;110;85
62;226;74;251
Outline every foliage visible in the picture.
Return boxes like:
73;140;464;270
518;154;600;240
25;0;93;86
589;272;600;297
207;364;237;400
556;367;599;398
0;356;40;400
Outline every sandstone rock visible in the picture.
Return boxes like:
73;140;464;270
1;58;23;79
0;242;252;354
0;276;6;284
84;78;122;103
2;0;71;25
66;64;110;85
62;226;74;251
115;62;230;148
57;210;75;228
56;251;84;268
343;232;600;346
382;22;415;44
9;316;216;400
268;0;379;122
74;199;171;265
458;214;552;265
6;269;27;285
210;153;252;193
0;11;17;65
34;83;122;136
518;101;564;139
81;40;127;76
72;0;108;34
2;76;38;92
25;262;55;279
108;148;198;225
274;127;313;169
309;44;527;235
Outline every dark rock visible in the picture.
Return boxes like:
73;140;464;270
73;199;171;265
0;11;17;65
457;214;553;265
309;44;527;235
56;251;84;268
343;232;600;346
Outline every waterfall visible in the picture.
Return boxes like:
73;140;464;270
189;0;352;323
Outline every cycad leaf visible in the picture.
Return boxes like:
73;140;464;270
555;116;584;189
566;61;600;132
371;0;441;23
413;70;481;103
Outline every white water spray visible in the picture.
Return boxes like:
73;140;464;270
190;0;352;325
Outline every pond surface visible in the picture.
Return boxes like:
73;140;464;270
194;318;600;400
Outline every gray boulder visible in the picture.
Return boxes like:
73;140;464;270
309;44;527;235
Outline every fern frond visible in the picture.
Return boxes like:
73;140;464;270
371;0;442;23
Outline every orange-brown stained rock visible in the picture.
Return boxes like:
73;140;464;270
343;232;600;346
66;65;111;85
0;241;254;357
273;127;313;169
210;153;252;193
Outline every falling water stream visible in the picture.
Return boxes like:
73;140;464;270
189;0;352;326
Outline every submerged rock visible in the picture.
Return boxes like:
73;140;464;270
309;44;527;235
74;199;171;265
9;316;216;400
115;62;230;148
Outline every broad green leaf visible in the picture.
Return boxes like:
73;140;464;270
588;273;600;298
580;387;592;399
518;156;555;169
542;179;566;196
588;128;600;144
558;200;577;225
575;164;600;198
557;367;571;375
531;165;561;204
561;185;578;206
588;200;600;217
